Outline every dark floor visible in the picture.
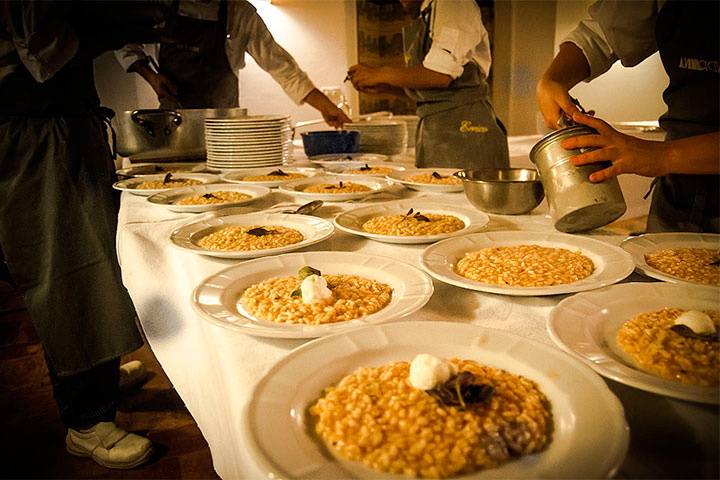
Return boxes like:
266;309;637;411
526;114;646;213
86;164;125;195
0;279;219;479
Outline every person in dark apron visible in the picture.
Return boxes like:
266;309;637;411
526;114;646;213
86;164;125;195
117;0;351;126
0;1;172;468
348;0;509;170
536;0;719;233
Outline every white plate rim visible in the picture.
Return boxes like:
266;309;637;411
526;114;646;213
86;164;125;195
334;199;490;244
191;251;434;338
170;212;334;259
112;173;218;196
387;168;464;192
620;232;720;287
242;320;629;479
547;281;719;404
146;184;271;213
220;167;320;187
278;175;393;202
420;231;635;296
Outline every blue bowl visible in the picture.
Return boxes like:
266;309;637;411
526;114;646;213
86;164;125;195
301;130;360;157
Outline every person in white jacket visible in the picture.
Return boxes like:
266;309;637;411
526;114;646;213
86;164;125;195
116;0;350;127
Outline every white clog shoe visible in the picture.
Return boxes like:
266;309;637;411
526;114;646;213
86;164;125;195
66;422;153;469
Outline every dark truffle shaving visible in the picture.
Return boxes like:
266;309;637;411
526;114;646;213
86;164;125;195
427;371;495;409
670;324;719;342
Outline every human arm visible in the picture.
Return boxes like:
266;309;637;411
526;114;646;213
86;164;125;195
561;112;720;182
302;88;351;128
536;43;590;129
348;64;451;91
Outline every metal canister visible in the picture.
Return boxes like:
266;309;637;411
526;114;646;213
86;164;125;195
530;125;626;232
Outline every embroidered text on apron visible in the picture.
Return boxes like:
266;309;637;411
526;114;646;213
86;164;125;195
647;0;719;233
158;0;238;108
403;3;509;170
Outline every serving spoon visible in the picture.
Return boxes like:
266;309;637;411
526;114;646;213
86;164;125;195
281;200;323;215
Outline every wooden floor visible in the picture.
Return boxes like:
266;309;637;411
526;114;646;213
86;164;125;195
0;279;219;479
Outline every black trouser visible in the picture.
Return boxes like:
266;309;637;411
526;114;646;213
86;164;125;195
46;354;120;430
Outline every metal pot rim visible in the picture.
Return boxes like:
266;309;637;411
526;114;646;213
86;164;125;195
529;125;597;163
455;168;541;184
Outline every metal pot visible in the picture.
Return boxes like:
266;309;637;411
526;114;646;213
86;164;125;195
530;125;626;232
455;169;544;215
115;107;246;161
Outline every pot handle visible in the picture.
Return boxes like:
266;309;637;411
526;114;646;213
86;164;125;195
131;109;183;137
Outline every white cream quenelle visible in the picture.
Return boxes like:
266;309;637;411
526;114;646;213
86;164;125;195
300;274;333;305
674;310;717;336
408;353;458;390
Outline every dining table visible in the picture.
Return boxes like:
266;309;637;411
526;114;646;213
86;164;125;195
116;135;719;479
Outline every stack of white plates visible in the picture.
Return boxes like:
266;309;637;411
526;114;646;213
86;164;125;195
345;121;407;156
205;115;292;169
392;115;420;148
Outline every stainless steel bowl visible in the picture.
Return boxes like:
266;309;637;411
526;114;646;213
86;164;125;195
456;169;545;215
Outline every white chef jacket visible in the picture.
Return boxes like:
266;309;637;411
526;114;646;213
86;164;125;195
419;0;492;80
563;0;667;81
115;0;316;105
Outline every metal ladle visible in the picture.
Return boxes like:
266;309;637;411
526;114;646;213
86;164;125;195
281;200;323;215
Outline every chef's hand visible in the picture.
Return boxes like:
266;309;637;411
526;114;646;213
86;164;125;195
347;64;387;91
147;72;179;103
561;112;668;182
319;104;351;129
536;76;581;129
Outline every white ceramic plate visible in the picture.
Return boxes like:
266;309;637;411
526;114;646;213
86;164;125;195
171;212;334;259
220;167;320;187
334;199;489;244
146;184;270;213
548;282;719;404
112;173;218;196
191;252;434;338
243;321;629;479
324;163;406;176
387;168;463;193
420;231;634;296
308;153;389;168
279;175;392;202
620;233;720;286
115;162;211;177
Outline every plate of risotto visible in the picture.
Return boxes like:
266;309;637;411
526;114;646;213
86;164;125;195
387;168;463;193
279;175;393;202
325;163;406;177
242;321;629;478
620;233;720;287
191;251;434;338
170;212;334;259
334;199;489;244
147;184;271;213
548;282;719;404
112;173;218;196
420;231;634;296
219;167;320;187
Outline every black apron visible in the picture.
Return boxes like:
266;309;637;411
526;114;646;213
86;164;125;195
0;36;143;375
403;3;509;170
647;0;719;233
158;0;238;108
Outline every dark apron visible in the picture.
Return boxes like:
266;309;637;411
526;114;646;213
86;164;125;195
403;4;509;170
0;54;143;376
647;0;719;233
158;0;238;109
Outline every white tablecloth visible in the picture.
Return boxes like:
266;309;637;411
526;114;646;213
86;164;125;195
117;138;718;479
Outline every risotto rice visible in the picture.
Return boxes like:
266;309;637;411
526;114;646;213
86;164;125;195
303;182;372;194
616;308;719;387
240;274;392;324
455;245;594;287
242;172;306;182
196;225;303;251
135;178;202;190
407;172;461;185
644;248;720;286
362;213;464;236
310;359;552;478
175;191;251;205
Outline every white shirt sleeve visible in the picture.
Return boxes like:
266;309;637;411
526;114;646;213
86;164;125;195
563;0;660;81
422;0;490;79
114;44;148;72
0;2;78;83
226;2;316;105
